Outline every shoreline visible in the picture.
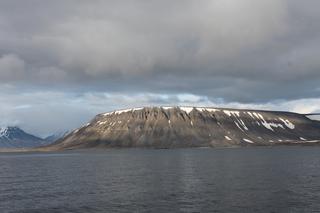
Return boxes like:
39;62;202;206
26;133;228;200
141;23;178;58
1;140;320;153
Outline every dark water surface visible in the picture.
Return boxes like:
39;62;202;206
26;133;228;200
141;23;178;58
1;147;320;213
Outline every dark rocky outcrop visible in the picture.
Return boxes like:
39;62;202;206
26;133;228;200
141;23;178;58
44;107;320;150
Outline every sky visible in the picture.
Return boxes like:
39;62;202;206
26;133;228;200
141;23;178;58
0;0;320;137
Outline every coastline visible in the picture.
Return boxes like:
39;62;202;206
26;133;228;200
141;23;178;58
1;140;320;153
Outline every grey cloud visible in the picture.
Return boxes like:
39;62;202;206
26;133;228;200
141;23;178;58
1;0;320;135
0;54;25;81
0;5;297;75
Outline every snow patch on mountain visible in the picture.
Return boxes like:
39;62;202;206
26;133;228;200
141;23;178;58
179;107;194;114
279;118;295;129
0;127;9;138
103;107;144;116
243;138;254;143
225;136;232;141
223;110;240;117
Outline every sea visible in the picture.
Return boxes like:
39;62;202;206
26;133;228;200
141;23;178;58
1;146;320;213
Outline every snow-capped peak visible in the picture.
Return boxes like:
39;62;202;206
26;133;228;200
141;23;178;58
0;126;49;148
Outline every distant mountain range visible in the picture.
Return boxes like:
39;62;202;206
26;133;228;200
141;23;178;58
0;127;67;148
0;127;47;148
43;106;320;150
44;131;69;143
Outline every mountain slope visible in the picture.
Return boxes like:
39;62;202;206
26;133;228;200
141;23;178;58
44;131;69;143
0;127;47;148
45;107;320;150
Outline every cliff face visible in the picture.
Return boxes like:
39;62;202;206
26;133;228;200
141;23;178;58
47;107;320;150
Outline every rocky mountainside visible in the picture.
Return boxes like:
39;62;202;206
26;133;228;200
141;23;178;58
0;127;47;148
45;107;320;150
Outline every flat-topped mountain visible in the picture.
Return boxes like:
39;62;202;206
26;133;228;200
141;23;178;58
0;127;47;148
44;107;320;150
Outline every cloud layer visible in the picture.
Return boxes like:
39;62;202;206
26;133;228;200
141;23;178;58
0;0;320;135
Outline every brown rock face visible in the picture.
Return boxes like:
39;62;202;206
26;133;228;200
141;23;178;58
46;107;320;150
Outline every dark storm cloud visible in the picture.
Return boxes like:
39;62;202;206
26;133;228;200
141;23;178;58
0;0;320;102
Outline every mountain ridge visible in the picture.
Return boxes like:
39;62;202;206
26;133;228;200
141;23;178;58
43;106;320;150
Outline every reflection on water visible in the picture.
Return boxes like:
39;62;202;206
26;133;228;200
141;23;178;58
1;147;320;213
